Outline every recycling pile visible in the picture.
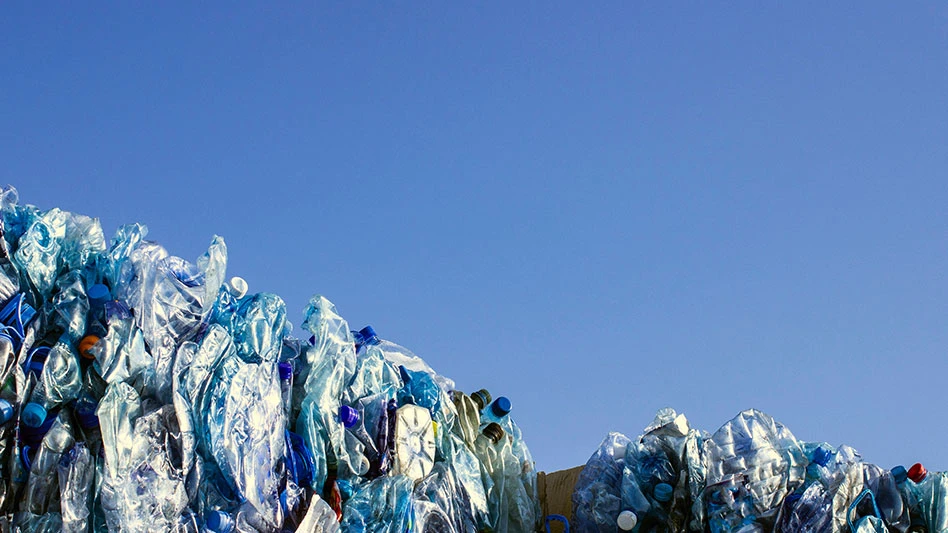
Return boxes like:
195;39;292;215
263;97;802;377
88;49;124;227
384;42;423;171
572;408;947;533
0;186;540;533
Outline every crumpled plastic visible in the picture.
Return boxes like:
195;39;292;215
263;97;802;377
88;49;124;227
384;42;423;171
340;475;413;533
704;409;806;532
98;382;188;532
0;186;545;533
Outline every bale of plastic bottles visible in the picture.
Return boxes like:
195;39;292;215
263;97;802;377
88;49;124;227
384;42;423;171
572;407;948;533
0;186;541;532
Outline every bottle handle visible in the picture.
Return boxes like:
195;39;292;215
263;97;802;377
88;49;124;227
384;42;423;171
545;514;570;533
847;488;883;531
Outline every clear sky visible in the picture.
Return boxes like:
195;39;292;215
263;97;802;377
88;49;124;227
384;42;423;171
2;3;947;473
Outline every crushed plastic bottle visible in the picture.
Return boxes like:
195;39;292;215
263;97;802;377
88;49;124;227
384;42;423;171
58;441;94;533
900;463;948;532
704;409;806;532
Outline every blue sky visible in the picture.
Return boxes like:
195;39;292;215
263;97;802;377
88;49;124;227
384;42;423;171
2;3;947;472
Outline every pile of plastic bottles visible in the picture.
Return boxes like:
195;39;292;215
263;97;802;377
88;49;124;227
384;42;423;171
572;408;947;533
0;186;540;532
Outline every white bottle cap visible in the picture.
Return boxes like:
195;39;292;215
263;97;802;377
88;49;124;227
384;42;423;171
617;510;637;531
229;276;248;298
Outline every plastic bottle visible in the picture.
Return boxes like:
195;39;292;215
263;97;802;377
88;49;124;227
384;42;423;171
23;380;53;429
22;342;82;429
481;396;512;428
24;413;76;514
58;441;94;533
899;463;948;533
704;410;806;532
278;362;293;420
74;393;102;455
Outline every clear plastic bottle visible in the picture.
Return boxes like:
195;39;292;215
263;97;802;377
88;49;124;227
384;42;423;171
278;362;293;421
901;463;948;533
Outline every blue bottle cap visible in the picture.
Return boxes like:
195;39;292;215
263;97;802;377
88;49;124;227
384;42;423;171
358;326;379;345
0;399;13;425
490;397;512;418
205;511;234;533
339;405;359;428
22;402;48;428
891;465;908;484
653;482;673;503
278;362;293;381
87;284;111;306
812;446;832;467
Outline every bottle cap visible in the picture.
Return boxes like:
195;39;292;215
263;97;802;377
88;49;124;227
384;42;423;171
278;362;293;381
22;402;48;428
654;482;673;503
358;326;379;345
482;422;504;444
87;284;111;306
891;465;908;484
339;405;359;428
228;277;248;299
471;389;492;411
205;510;234;533
79;335;100;360
0;399;13;425
490;397;512;418
812;446;832;467
617;510;637;531
908;463;928;483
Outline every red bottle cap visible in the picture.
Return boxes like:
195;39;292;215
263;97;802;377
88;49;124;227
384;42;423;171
908;463;928;483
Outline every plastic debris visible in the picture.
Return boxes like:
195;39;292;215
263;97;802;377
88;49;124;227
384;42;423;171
0;186;539;532
573;408;948;533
